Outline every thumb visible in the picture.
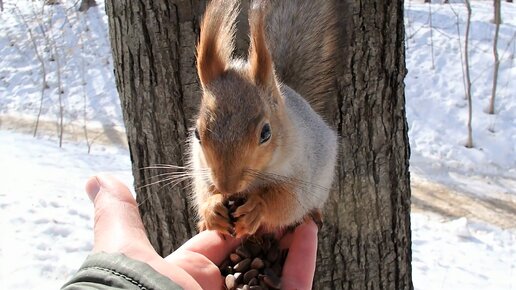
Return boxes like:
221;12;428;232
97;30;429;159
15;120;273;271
86;174;153;254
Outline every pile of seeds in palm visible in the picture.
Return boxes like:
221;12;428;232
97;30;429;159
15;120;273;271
220;198;287;290
219;235;287;290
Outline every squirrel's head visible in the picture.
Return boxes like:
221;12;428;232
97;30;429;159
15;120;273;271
194;0;285;195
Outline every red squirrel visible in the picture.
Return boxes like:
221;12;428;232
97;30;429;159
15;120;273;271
189;0;338;238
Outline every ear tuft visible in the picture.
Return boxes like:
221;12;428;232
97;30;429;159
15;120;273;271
248;0;274;87
197;0;240;87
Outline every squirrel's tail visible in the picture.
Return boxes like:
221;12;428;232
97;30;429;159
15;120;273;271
265;0;338;112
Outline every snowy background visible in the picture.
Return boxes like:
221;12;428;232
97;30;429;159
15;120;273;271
0;0;515;289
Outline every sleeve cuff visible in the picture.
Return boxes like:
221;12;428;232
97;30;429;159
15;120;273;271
61;252;182;290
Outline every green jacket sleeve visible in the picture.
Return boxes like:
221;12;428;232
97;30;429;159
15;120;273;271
61;252;183;290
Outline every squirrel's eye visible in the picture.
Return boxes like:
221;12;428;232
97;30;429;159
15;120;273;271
259;123;271;144
194;128;201;142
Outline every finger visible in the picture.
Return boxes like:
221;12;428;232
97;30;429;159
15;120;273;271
86;174;153;254
165;250;224;289
167;231;241;266
165;231;240;289
281;220;318;290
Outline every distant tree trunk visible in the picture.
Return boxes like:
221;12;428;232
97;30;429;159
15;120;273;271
490;0;501;114
507;0;512;3
465;0;474;148
428;1;435;69
78;0;97;12
0;0;3;12
106;0;412;288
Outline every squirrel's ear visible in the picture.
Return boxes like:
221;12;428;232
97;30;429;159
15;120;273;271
248;1;274;88
197;0;239;87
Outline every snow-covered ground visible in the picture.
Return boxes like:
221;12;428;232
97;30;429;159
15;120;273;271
0;131;132;289
0;1;515;289
405;0;516;203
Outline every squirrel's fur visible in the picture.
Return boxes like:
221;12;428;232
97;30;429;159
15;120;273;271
190;0;338;237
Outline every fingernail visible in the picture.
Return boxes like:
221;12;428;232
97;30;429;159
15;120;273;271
86;176;101;201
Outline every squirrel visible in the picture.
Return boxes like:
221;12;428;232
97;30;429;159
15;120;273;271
189;0;338;238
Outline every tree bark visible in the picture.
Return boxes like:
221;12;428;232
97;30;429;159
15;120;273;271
105;0;206;255
106;0;412;288
313;1;412;289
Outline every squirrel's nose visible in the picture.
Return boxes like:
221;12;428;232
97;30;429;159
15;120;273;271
212;173;244;195
214;179;238;195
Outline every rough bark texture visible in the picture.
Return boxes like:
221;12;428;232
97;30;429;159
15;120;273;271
105;0;207;254
106;0;412;289
314;1;412;289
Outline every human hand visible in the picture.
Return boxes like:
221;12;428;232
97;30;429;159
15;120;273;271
86;174;318;289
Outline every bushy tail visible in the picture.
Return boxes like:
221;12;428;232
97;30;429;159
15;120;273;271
265;0;338;112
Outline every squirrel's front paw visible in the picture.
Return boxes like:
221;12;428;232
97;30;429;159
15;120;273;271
198;194;233;235
232;194;265;237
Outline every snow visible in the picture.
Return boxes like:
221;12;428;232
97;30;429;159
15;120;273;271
0;0;123;132
405;1;516;202
0;131;131;289
0;1;515;289
412;214;516;290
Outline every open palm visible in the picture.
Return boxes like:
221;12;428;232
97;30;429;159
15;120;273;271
86;175;318;289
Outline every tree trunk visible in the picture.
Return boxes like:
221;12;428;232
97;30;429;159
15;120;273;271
490;0;501;114
106;0;412;288
464;0;474;148
105;0;206;255
313;1;412;289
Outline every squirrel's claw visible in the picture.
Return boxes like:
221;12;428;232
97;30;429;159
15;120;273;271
233;194;265;237
198;194;233;235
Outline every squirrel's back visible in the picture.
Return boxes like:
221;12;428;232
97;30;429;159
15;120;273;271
266;0;338;113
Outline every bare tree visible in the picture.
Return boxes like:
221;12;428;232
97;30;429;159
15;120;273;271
105;0;412;288
465;0;474;148
489;0;502;114
44;6;65;147
449;4;468;100
14;6;49;137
